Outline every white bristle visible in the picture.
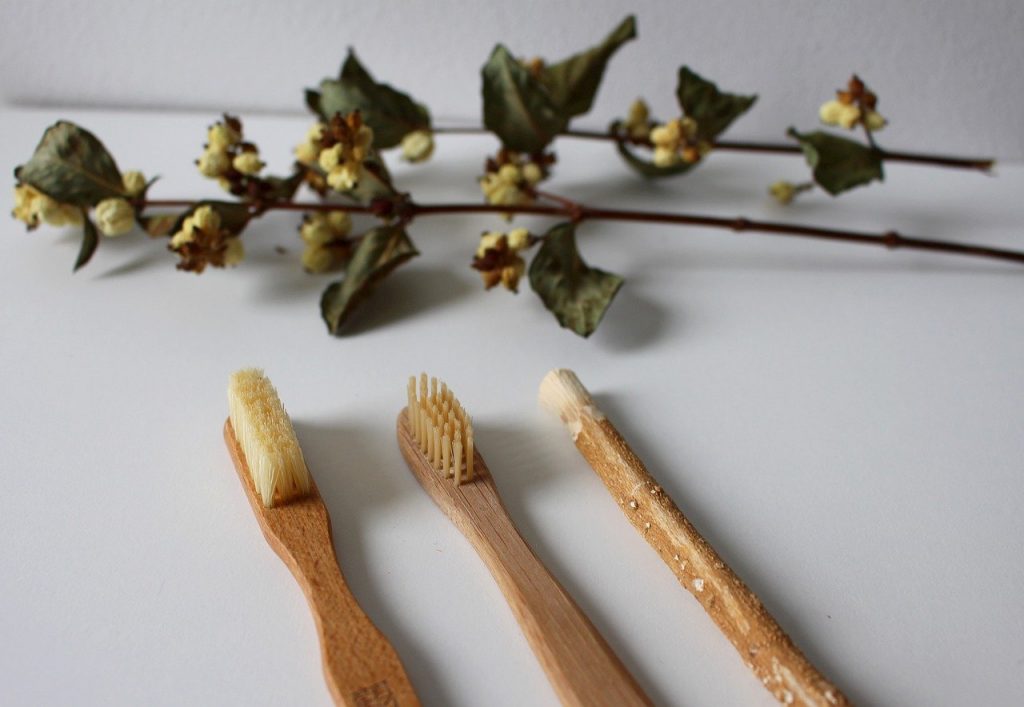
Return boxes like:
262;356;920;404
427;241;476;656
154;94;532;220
228;368;310;507
406;373;476;486
538;369;605;441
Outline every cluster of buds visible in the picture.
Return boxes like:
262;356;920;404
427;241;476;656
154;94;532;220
471;227;535;292
299;211;353;273
196;115;265;192
479;149;552;211
168;205;244;273
650;117;710;167
11;183;82;230
621;99;654;142
819;75;886;132
313;112;374;192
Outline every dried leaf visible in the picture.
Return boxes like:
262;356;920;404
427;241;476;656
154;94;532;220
481;45;566;153
676;66;757;141
788;128;884;195
15;121;124;207
320;225;418;334
74;213;98;271
539;16;637;119
312;51;431;149
528;222;623;337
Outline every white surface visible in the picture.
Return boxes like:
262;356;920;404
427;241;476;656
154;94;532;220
2;106;1024;707
1;1;1023;157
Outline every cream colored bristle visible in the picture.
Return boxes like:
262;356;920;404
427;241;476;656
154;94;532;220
228;368;310;508
405;374;476;485
538;369;603;440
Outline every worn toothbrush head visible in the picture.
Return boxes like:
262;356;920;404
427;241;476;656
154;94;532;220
227;368;310;507
405;373;475;484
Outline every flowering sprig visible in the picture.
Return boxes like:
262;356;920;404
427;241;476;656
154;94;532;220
9;16;1010;342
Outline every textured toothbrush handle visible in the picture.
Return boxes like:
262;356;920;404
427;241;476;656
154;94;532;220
465;506;653;707
571;412;849;707
280;529;421;707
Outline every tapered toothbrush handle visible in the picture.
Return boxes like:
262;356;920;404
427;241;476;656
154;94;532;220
225;420;421;707
458;480;652;707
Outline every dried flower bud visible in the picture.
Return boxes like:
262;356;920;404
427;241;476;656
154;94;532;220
652;146;680;167
94;198;135;236
302;244;335;273
325;211;352;236
232;151;264;176
521;162;543;185
472;230;528;292
319;144;344;172
223;237;244;266
208;122;241;151
769;181;797;205
624;99;651;141
192;205;221;234
863;110;887;132
300;217;334;247
327;163;362;191
122;170;147;197
507;228;530;251
401;130;434;163
198;148;231;178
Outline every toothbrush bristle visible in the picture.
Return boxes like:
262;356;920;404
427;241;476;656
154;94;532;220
406;374;474;484
228;369;310;507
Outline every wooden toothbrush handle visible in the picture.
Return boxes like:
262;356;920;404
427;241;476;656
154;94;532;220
461;490;652;707
269;512;421;707
573;412;849;707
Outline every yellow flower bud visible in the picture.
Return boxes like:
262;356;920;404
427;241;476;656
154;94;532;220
208;123;240;151
169;228;193;249
319;144;344;172
507;227;530;251
223;238;244;266
34;192;82;227
401;130;435;163
198;148;231;178
769;181;797;205
325;211;352;236
122;170;147;197
302;244;334;273
652;146;680;167
301;220;334;247
294;140;319;165
650;120;681;148
864;110;887;132
191;205;221;234
476;231;504;257
500;258;525;292
497;163;521;183
327;163;362;192
521;162;543;185
12;184;41;226
232;151;264;176
94;198;135;236
625;99;650;140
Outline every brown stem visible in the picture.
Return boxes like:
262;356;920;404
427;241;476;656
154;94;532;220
140;197;1024;267
432;125;995;172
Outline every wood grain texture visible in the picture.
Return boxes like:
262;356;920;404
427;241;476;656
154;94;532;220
396;411;652;707
562;407;850;707
225;419;420;707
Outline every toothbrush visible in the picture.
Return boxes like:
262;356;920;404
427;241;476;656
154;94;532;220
396;374;653;707
539;368;849;707
225;368;420;707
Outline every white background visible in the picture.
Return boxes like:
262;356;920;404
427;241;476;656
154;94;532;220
2;3;1024;707
1;0;1022;157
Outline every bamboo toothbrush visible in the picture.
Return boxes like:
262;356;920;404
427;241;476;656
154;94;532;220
539;368;849;707
225;368;420;707
395;373;652;707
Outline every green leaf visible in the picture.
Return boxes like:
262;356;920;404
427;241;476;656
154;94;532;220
15;121;124;207
539;15;636;118
313;50;431;149
74;214;99;271
481;45;566;153
787;128;884;195
610;120;696;178
675;66;757;141
320;225;419;334
167;200;252;237
528;222;623;337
